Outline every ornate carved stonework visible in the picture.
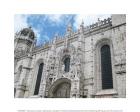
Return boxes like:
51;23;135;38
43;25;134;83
14;15;126;98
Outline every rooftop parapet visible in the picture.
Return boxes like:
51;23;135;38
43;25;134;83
21;17;112;53
84;17;112;32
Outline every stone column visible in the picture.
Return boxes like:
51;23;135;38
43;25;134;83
15;77;26;98
15;56;32;98
38;67;47;97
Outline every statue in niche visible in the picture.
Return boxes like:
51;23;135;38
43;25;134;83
71;54;76;65
70;64;80;79
75;54;81;65
61;64;65;73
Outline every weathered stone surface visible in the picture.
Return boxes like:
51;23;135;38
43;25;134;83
14;15;126;98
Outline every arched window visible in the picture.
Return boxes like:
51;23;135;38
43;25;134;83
34;63;44;95
101;45;113;89
64;57;70;72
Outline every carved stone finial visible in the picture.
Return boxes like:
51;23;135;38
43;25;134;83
97;18;102;26
52;32;58;45
66;22;72;34
80;20;84;32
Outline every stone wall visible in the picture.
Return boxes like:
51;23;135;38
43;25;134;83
14;15;126;98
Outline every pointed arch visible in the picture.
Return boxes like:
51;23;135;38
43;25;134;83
33;58;45;95
94;38;115;93
48;78;71;98
101;45;113;89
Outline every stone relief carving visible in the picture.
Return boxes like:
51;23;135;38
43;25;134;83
42;43;84;97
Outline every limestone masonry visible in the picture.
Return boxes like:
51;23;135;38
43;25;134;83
14;14;126;98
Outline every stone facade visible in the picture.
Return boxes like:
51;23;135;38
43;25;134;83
14;14;126;98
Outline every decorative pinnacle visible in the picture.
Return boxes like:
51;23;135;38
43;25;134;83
97;18;102;26
80;20;84;27
79;20;84;32
81;20;84;25
67;22;72;32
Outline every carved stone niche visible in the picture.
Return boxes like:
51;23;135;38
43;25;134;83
63;48;69;53
57;45;76;73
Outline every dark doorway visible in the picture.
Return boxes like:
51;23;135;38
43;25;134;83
53;82;71;98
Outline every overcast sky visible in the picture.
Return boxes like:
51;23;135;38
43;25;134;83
14;14;111;45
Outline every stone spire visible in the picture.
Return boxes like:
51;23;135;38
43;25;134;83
53;33;58;45
66;22;72;36
97;18;102;26
78;21;84;49
64;23;73;48
79;20;84;33
50;34;57;56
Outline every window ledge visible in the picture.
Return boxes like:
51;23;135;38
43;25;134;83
95;89;118;95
